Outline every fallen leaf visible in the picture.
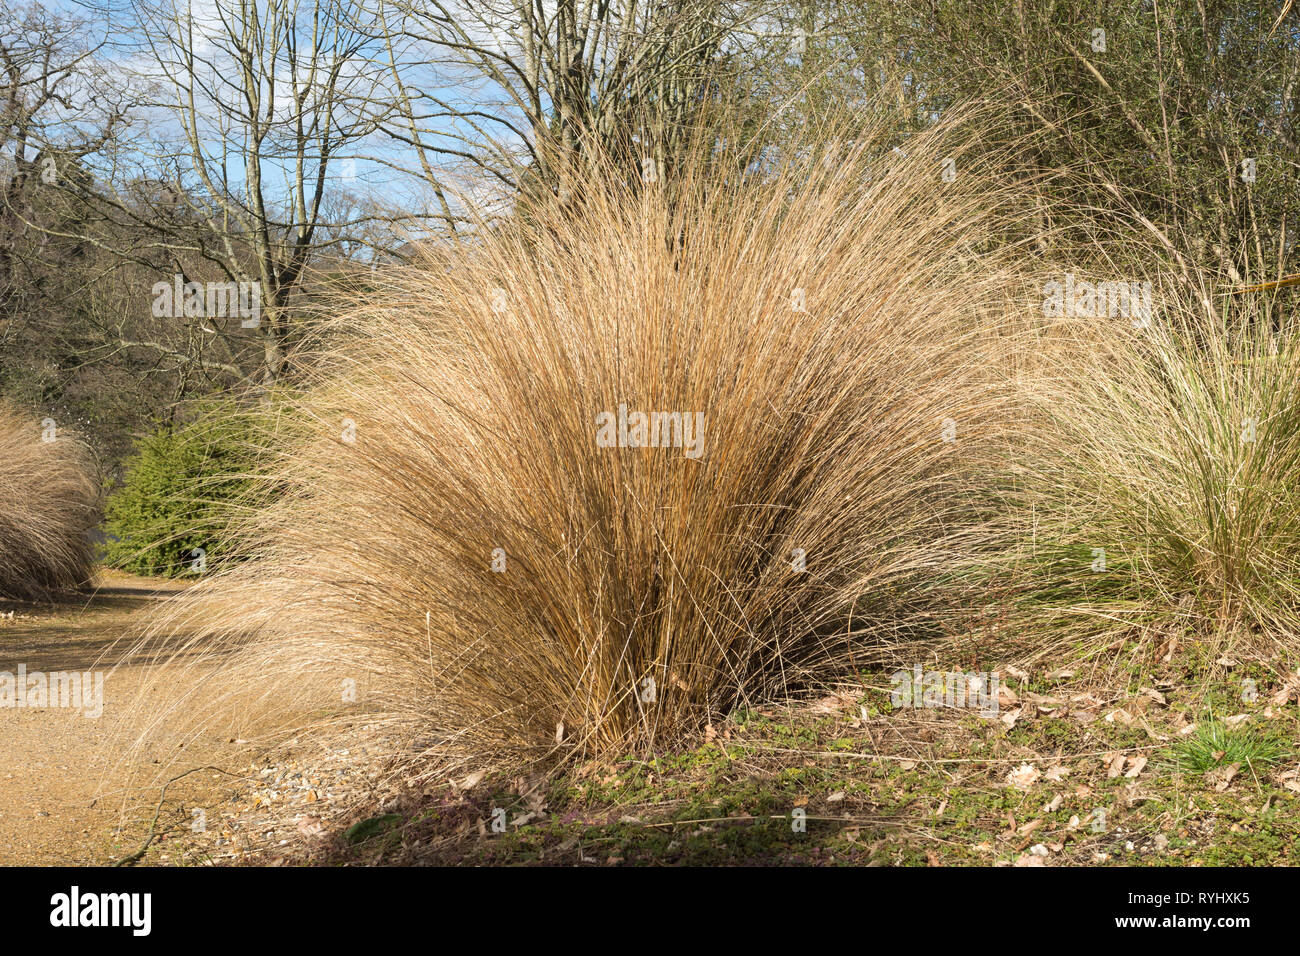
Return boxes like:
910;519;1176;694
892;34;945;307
1270;672;1300;706
811;692;856;715
1210;762;1242;792
1158;634;1179;663
1013;845;1049;866
1007;763;1041;790
456;771;486;791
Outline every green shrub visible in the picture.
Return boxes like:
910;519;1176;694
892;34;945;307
102;403;273;577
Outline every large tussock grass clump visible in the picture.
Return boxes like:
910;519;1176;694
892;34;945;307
124;117;1042;778
1016;282;1300;649
0;404;99;600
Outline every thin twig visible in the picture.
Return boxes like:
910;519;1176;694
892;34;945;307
111;765;247;867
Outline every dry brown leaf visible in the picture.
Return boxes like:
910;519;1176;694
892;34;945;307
1007;763;1041;790
811;692;857;715
1208;762;1242;792
1014;844;1050;866
1158;634;1179;663
456;770;486;791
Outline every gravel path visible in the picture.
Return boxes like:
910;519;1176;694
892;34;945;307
0;570;216;865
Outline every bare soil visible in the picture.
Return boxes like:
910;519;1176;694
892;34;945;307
0;570;221;865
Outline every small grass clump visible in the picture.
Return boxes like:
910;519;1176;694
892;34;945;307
1165;718;1293;776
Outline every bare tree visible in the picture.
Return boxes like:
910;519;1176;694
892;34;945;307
368;0;776;222
0;3;125;328
67;0;405;388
